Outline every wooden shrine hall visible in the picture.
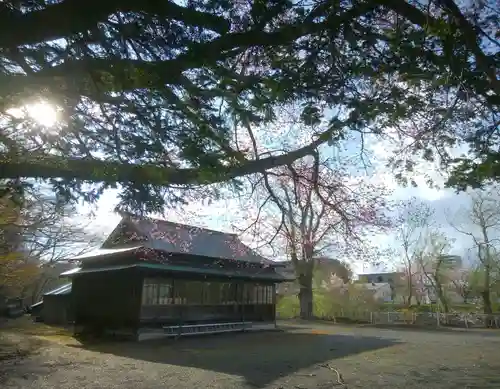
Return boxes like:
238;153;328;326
61;214;292;341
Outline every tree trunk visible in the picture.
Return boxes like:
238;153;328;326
482;266;494;328
298;272;313;319
298;285;313;319
407;271;413;306
437;289;449;314
481;290;494;328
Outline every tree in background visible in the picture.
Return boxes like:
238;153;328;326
313;257;352;290
0;181;39;299
450;189;500;319
0;181;100;304
415;232;457;313
395;198;434;305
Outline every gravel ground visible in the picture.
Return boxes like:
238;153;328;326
1;321;500;389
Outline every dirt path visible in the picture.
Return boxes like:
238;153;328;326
1;321;500;389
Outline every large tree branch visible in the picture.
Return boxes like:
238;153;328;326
436;0;499;86
0;0;230;48
0;123;335;187
7;2;378;102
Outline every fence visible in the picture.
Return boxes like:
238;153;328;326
279;309;500;329
370;311;500;329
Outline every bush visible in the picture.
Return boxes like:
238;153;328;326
276;295;300;318
276;287;382;320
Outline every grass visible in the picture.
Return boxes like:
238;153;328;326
0;316;79;348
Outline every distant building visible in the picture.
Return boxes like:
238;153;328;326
357;272;404;285
356;272;406;303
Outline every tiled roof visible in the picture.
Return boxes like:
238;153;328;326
105;214;276;265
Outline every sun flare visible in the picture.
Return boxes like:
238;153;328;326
7;101;59;127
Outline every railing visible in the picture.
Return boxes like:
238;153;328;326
370;311;500;329
162;321;253;336
279;310;500;329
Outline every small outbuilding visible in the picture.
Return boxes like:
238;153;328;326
31;283;72;325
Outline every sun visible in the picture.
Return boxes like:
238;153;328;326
27;102;58;127
7;101;59;127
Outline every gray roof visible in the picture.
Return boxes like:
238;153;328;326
105;215;275;265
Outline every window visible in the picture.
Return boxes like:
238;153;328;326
236;283;244;304
142;281;159;305
252;284;258;304
203;282;219;305
174;280;187;305
266;285;271;304
142;278;172;305
158;283;172;305
223;283;237;305
243;283;253;304
260;285;266;304
186;281;203;305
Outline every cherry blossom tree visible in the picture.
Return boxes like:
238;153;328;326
239;152;391;318
449;267;475;304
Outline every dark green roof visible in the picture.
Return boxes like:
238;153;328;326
61;262;288;282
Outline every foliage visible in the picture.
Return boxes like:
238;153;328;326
276;295;301;319
0;187;39;298
277;285;384;320
0;0;497;212
313;257;352;289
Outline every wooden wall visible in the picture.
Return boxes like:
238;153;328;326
42;295;72;325
72;270;142;334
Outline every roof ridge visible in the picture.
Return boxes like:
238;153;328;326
125;213;236;237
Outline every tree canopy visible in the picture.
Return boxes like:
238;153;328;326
0;0;498;212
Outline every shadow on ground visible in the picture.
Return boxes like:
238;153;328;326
72;329;400;387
